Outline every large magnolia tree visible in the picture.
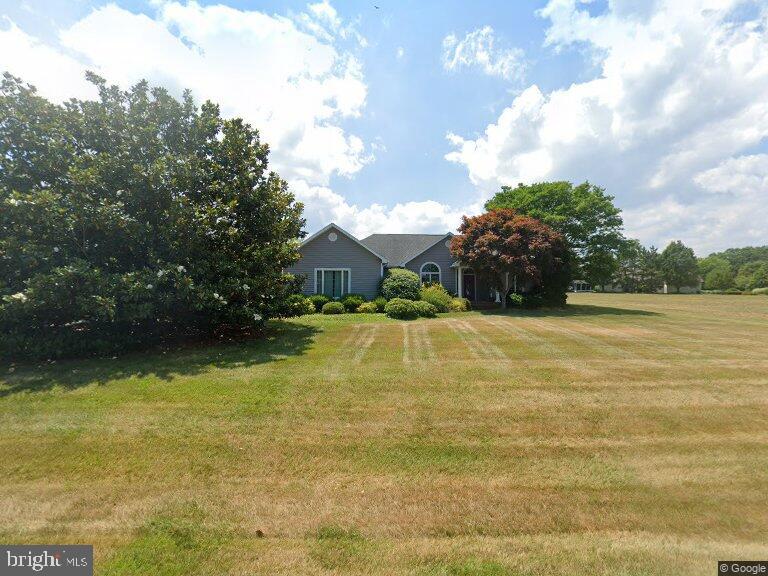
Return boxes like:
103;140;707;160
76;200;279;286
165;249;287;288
450;209;572;308
0;72;304;359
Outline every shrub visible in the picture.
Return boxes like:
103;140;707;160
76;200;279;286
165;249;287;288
373;296;387;312
284;294;315;316
506;293;524;307
449;297;471;312
522;294;546;308
413;300;438;318
381;268;420;301
419;284;451;312
308;294;330;312
384;298;419;320
751;287;768;295
357;302;378;313
321;301;345;314
340;293;366;312
724;288;743;295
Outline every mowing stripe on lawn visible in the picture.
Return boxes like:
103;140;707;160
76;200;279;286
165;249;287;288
482;317;566;360
446;319;507;361
402;323;437;363
337;324;380;364
525;318;640;359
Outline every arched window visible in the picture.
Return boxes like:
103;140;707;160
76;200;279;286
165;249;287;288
420;262;441;285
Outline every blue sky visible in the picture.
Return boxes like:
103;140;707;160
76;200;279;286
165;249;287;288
2;0;768;254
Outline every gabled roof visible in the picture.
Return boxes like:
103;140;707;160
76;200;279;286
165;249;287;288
301;223;388;263
359;233;452;267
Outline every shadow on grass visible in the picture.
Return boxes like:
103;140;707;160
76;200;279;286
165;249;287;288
478;303;661;317
0;320;319;397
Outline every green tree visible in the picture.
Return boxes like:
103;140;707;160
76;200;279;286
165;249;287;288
0;72;304;359
753;263;768;290
638;246;663;293
450;209;572;308
613;239;665;293
614;239;643;292
734;262;768;291
699;256;733;290
660;241;699;293
485;181;624;287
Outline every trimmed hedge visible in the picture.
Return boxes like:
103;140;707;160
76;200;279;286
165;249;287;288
384;298;419;320
341;293;366;312
381;268;421;301
357;302;378;313
420;284;451;312
285;294;316;316
413;300;438;318
752;287;768;295
321;301;345;314
308;294;331;312
373;296;387;312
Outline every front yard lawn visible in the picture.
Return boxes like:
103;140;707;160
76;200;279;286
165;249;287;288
2;293;767;575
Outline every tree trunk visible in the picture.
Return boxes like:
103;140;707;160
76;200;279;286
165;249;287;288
500;273;510;309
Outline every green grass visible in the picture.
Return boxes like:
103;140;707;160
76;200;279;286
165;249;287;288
2;293;767;574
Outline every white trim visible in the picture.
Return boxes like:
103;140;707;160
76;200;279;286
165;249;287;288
302;223;388;264
400;233;453;266
419;261;441;285
314;267;352;298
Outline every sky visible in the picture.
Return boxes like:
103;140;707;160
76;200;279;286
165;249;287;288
1;0;767;255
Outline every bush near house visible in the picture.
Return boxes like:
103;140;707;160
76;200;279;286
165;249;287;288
340;293;366;312
381;269;421;301
507;293;525;308
308;294;331;312
321;302;345;315
373;296;388;312
449;297;471;312
384;298;419;320
419;284;451;312
413;300;438;318
283;295;316;316
357;302;378;313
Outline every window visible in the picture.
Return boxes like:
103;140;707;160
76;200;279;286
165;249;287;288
420;262;441;285
314;269;350;299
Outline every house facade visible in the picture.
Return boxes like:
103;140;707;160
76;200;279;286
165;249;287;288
285;223;495;302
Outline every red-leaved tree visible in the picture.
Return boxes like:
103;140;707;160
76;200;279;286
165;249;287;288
450;209;572;308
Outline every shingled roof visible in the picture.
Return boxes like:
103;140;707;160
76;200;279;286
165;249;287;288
359;233;450;267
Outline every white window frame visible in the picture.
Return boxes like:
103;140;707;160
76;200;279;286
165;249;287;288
314;268;352;298
420;262;441;285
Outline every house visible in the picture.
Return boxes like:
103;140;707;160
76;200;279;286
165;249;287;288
285;223;495;302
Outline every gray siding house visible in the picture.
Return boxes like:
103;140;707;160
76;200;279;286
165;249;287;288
285;223;495;302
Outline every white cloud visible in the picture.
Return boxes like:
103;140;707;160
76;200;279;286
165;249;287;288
0;1;370;188
446;0;768;253
291;180;477;238
396;46;405;59
442;26;526;81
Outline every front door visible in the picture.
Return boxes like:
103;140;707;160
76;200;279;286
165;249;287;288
462;271;476;301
